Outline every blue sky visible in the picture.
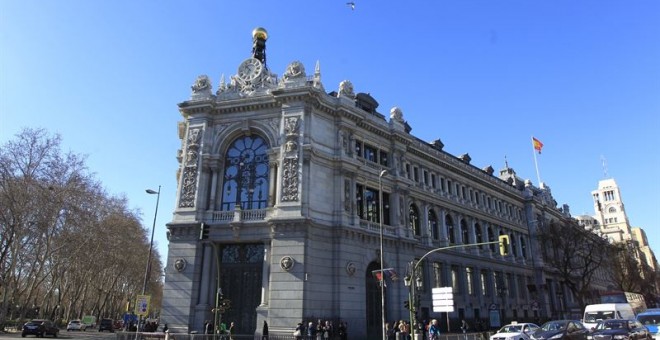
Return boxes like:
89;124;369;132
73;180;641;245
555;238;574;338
2;1;659;263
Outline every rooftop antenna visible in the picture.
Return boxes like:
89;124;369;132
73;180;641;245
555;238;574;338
601;155;609;178
504;155;509;169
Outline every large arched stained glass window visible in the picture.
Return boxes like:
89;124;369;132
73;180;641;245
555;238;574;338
221;135;269;211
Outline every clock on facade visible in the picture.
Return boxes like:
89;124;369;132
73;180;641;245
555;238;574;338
237;58;264;82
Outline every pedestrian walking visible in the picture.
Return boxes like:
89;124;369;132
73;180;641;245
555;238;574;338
461;319;469;340
294;322;304;340
428;319;440;340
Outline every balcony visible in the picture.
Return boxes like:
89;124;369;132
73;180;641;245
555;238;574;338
207;208;268;223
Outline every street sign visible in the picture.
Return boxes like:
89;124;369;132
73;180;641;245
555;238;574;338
432;287;454;312
135;295;151;317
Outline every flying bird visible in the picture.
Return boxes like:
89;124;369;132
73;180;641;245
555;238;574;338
346;2;355;10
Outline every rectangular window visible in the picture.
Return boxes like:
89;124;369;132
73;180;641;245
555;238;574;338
355;140;362;157
414;167;419;182
431;174;436;188
379;150;388;166
423;170;429;186
480;270;489;297
466;267;474;296
356;184;364;218
451;265;460;293
364;143;377;162
441;178;446;192
433;262;443;287
517;275;526;299
405;164;411;179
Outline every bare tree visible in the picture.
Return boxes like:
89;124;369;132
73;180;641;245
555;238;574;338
1;128;163;326
537;220;615;310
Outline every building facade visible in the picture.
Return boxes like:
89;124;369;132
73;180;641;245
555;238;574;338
161;28;583;338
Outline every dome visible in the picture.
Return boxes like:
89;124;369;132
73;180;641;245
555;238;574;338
252;27;268;41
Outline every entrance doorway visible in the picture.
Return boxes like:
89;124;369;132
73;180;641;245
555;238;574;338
366;261;385;339
217;243;264;335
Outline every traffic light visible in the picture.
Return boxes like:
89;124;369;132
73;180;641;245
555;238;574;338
498;234;510;256
200;223;209;240
404;300;410;310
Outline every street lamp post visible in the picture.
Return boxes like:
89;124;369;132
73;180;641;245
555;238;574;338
137;185;160;334
143;185;161;295
378;170;388;340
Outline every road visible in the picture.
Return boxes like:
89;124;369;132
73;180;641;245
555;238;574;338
0;330;125;340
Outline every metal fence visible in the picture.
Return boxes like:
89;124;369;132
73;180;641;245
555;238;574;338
114;331;494;340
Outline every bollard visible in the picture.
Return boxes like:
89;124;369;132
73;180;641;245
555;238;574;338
165;330;169;340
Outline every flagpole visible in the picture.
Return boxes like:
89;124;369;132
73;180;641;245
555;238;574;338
532;136;542;186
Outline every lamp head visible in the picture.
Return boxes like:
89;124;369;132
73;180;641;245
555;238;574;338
404;275;411;286
146;189;158;194
379;170;388;178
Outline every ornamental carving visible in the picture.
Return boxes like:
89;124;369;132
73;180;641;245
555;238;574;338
346;262;357;276
179;127;202;208
281;158;299;202
174;258;187;272
284;117;300;136
280;256;295;271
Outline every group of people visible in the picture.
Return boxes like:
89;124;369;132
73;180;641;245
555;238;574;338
386;319;468;340
294;319;348;340
203;320;235;338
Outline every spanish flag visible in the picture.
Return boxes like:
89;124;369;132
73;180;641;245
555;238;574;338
532;137;544;154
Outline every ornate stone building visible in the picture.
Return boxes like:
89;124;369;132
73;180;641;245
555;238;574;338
161;28;580;338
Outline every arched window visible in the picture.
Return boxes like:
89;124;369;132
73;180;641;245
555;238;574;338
221;135;269;211
520;237;527;259
409;204;421;236
429;210;439;240
487;227;495;252
608;207;617;213
446;215;455;244
460;219;469;244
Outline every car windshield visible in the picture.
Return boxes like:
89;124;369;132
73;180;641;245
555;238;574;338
597;321;626;330
638;316;660;326
541;322;567;331
500;325;523;333
70;320;80;324
585;311;616;322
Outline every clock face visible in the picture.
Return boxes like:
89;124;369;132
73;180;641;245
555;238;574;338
238;58;263;81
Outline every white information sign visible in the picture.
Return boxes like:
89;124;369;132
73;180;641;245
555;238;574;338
432;287;454;312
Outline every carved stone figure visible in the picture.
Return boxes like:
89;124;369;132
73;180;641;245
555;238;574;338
338;80;354;98
283;61;305;80
390;107;404;123
191;75;211;93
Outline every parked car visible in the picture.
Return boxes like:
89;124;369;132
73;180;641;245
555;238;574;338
21;319;59;338
66;319;86;331
530;320;589;340
491;322;541;340
98;318;114;332
587;319;651;340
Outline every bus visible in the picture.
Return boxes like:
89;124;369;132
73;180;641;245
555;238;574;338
600;291;647;314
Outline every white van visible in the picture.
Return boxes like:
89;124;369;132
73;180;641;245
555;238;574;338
583;303;636;329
